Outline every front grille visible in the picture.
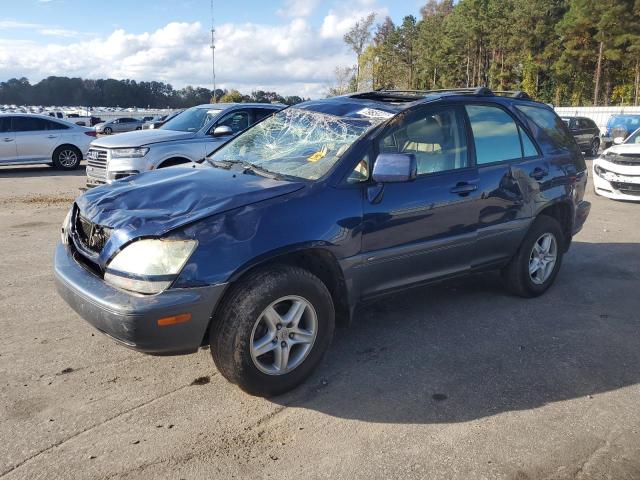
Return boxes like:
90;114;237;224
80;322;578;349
611;181;640;196
86;148;108;179
74;212;112;254
608;153;640;166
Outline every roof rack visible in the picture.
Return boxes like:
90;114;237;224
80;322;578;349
370;86;532;100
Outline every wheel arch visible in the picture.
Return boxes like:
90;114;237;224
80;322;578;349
202;245;352;346
156;156;192;169
535;200;573;251
53;143;83;161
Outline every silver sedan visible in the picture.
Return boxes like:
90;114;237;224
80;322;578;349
95;117;145;135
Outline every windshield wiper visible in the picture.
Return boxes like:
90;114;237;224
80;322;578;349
207;159;282;179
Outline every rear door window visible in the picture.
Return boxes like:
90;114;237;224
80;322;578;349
45;120;69;130
12;117;47;132
515;104;578;155
0;117;10;133
465;105;523;164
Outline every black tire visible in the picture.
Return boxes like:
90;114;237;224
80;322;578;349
51;145;81;170
210;265;335;396
501;215;565;298
103;127;112;135
589;138;600;157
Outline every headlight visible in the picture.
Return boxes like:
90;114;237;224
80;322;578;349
61;208;72;244
111;147;150;158
104;239;197;294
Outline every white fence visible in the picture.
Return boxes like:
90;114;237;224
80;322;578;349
553;106;640;131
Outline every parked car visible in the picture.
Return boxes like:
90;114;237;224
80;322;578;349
142;112;179;130
593;127;640;200
601;114;640;149
46;110;93;127
85;103;283;186
95;117;145;135
561;116;600;156
55;87;590;396
0;113;95;169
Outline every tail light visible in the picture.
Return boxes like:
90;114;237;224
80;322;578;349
85;131;97;137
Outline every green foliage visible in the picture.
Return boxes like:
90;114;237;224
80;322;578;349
344;0;640;106
0;77;308;107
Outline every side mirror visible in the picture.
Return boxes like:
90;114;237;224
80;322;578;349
372;153;417;183
212;125;233;137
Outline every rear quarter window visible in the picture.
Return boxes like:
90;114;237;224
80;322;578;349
515;104;579;155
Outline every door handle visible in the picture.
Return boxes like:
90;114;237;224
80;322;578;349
450;182;477;196
529;167;548;180
3;137;13;142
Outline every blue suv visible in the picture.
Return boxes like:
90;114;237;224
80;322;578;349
55;88;590;396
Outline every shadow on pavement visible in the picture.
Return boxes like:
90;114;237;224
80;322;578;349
0;164;86;178
274;241;640;424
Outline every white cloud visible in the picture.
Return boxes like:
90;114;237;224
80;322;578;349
0;3;387;98
277;0;321;18
39;28;80;38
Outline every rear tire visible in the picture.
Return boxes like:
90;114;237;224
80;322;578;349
501;215;565;298
210;265;335;396
103;127;112;135
52;146;81;170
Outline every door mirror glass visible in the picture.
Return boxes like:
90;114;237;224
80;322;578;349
372;153;417;183
212;125;233;137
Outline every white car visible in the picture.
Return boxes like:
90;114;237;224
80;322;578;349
593;127;640;200
0;113;96;170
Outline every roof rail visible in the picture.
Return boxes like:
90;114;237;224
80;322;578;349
369;87;533;100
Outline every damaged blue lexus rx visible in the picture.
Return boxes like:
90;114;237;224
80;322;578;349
55;88;591;396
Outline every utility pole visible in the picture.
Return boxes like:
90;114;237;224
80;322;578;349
210;0;216;102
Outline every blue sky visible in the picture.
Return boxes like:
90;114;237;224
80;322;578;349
0;0;424;97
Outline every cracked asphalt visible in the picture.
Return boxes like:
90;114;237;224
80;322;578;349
1;161;639;479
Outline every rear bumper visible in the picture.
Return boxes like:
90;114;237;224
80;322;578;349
573;200;591;235
54;242;226;355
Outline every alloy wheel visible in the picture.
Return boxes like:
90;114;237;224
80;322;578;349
249;295;318;375
59;149;78;168
529;232;557;285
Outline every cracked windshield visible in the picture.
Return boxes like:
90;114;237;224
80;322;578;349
208;108;382;180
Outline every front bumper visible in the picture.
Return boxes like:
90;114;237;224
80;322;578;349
86;147;146;186
592;159;640;201
54;242;226;355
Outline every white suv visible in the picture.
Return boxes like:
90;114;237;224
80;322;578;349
86;103;283;186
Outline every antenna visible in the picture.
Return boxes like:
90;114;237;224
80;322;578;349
210;0;216;102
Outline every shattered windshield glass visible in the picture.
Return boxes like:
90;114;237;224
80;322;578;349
208;108;382;180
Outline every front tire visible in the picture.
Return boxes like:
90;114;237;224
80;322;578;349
103;127;112;135
210;265;335;396
501;215;564;298
52;146;81;170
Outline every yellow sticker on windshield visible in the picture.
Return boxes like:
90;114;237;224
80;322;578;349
307;145;329;162
307;146;328;162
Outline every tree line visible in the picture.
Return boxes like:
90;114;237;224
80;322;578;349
336;0;640;106
0;76;307;108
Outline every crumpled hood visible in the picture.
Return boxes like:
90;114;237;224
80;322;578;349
91;129;196;148
76;166;304;247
